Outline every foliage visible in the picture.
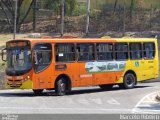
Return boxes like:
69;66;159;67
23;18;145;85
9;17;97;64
0;60;5;72
20;0;33;22
44;0;77;16
91;0;160;10
72;3;87;16
45;0;60;15
65;0;77;16
0;0;34;32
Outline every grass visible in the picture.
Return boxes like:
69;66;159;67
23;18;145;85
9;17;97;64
0;60;5;72
0;34;10;73
0;57;5;89
0;34;26;47
91;0;160;9
0;34;14;48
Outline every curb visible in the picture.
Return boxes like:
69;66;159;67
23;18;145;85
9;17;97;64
141;79;160;83
0;85;5;90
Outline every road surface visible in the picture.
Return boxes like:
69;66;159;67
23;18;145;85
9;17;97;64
0;82;159;114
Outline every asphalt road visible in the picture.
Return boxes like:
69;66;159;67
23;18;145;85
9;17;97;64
0;82;160;114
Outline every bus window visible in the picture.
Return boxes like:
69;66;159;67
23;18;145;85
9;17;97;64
34;43;52;73
97;43;113;60
55;43;75;62
143;42;155;59
130;43;142;60
77;43;94;61
115;43;128;60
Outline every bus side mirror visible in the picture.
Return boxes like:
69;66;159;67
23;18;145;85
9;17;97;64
2;48;6;62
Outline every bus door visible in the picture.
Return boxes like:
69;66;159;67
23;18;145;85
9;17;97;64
77;43;94;86
130;43;145;80
142;42;155;79
33;43;53;89
54;43;79;87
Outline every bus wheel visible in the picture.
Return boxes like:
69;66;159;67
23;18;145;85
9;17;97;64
119;73;136;89
55;78;66;96
99;84;113;90
33;89;43;95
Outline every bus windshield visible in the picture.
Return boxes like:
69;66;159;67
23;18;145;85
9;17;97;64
6;41;32;75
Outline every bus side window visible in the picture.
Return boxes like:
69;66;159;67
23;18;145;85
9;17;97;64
97;43;113;61
130;43;142;60
55;43;75;62
115;43;128;60
77;43;94;61
143;42;155;59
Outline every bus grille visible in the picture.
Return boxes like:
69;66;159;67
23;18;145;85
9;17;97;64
7;80;22;88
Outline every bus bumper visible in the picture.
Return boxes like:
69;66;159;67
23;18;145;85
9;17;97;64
5;79;33;89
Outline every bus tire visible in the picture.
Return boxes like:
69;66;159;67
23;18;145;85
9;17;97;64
119;73;136;89
33;89;43;95
99;84;113;90
55;78;67;96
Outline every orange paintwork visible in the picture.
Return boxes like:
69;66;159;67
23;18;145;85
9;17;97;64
5;38;158;90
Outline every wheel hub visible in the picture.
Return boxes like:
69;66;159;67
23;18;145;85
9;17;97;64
126;75;134;86
60;83;65;91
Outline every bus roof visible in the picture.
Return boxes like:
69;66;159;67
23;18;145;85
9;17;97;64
8;38;157;43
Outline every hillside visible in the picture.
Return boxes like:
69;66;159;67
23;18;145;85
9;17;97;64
0;0;160;33
91;0;160;9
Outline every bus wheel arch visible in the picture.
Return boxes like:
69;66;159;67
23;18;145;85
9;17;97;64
119;70;137;89
55;74;72;95
125;70;137;84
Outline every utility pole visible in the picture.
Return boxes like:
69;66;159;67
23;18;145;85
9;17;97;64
150;4;153;30
13;0;18;39
86;0;90;35
130;0;134;22
122;0;126;36
33;0;37;32
61;0;65;37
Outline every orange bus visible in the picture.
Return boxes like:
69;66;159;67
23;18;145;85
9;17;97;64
2;37;159;95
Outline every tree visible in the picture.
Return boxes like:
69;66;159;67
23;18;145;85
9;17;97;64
123;0;126;36
44;0;77;16
45;0;60;15
113;0;118;14
0;0;34;32
130;0;134;21
86;0;90;34
65;0;77;16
